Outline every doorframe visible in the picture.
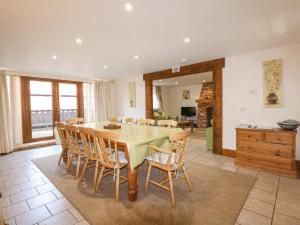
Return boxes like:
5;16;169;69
143;58;225;154
21;76;84;143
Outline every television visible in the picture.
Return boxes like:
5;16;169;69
181;107;196;117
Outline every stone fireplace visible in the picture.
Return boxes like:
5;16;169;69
196;82;213;128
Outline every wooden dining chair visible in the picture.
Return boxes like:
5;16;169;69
65;125;86;179
65;117;84;125
55;122;69;165
78;127;101;189
139;118;155;126
125;117;135;124
93;130;128;202
144;130;192;208
109;116;119;123
157;120;178;128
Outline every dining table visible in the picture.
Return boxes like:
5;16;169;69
79;122;182;202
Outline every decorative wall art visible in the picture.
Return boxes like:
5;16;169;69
128;82;136;108
263;59;283;108
182;90;191;100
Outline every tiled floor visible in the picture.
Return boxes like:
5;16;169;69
0;138;299;225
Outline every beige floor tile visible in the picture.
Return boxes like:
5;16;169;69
46;198;72;215
2;201;29;220
279;182;300;196
27;192;57;209
236;209;271;225
249;188;276;204
253;181;278;194
52;189;64;199
205;157;227;167
257;172;279;185
223;159;238;168
1;184;21;196
272;212;300;225
220;164;238;172
36;183;56;194
27;173;46;181
68;207;84;222
243;197;274;218
0;195;11;208
4;176;28;187
275;198;300;220
280;176;300;186
4;217;16;225
277;189;300;206
0;174;15;183
19;178;45;190
10;188;39;204
15;206;51;225
75;220;90;225
39;210;77;225
237;167;258;177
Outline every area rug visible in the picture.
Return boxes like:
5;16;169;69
32;154;255;225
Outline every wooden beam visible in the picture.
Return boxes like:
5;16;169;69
145;79;153;119
143;58;225;81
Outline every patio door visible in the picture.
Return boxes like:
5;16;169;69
21;77;83;143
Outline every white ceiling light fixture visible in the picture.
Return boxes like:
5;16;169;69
76;38;82;44
175;81;179;85
184;38;190;43
134;55;139;59
103;65;108;69
203;80;206;83
125;3;132;11
52;55;57;60
159;79;162;82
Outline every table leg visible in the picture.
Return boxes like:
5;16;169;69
127;166;138;201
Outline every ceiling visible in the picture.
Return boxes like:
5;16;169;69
153;72;212;86
0;0;300;80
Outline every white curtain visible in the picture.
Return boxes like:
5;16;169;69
9;75;23;145
84;82;95;123
94;81;111;122
0;71;13;153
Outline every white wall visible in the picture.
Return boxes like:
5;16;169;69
163;84;202;117
223;43;300;159
113;74;145;118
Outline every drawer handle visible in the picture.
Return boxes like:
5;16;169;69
275;151;281;157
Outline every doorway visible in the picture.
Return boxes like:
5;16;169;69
143;58;224;154
21;77;84;143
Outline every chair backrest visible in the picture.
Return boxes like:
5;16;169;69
78;127;98;160
138;118;154;126
65;118;84;125
93;130;121;168
157;120;178;128
65;125;81;154
109;116;119;123
125;117;134;124
55;122;68;147
169;130;190;167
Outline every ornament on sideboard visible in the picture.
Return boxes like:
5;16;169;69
277;119;300;130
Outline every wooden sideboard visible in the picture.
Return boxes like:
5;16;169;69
235;128;297;178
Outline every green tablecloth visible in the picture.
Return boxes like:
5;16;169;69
80;122;181;169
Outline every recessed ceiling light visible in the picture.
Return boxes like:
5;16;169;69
103;65;108;69
134;55;139;59
175;81;179;85
76;38;82;44
184;38;190;43
125;3;132;11
180;58;188;63
203;80;206;83
159;80;162;82
52;55;57;60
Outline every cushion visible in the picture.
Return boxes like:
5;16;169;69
146;152;175;165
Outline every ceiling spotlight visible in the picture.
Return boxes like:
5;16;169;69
175;81;179;85
52;55;57;60
203;80;206;83
159;80;162;82
76;38;82;44
103;65;108;69
184;38;190;43
134;55;139;59
125;3;132;11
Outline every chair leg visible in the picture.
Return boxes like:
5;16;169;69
144;164;152;192
93;161;99;190
67;153;73;171
182;167;192;191
168;171;176;208
94;166;105;192
80;158;89;181
115;168;120;202
58;148;65;165
75;155;81;179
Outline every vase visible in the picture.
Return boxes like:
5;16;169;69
267;92;278;104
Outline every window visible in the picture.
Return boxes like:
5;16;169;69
153;87;159;109
59;83;77;122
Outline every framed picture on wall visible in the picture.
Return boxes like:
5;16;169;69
128;82;136;108
183;90;190;100
263;59;283;108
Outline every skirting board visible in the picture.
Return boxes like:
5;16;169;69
222;148;236;158
223;148;300;170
